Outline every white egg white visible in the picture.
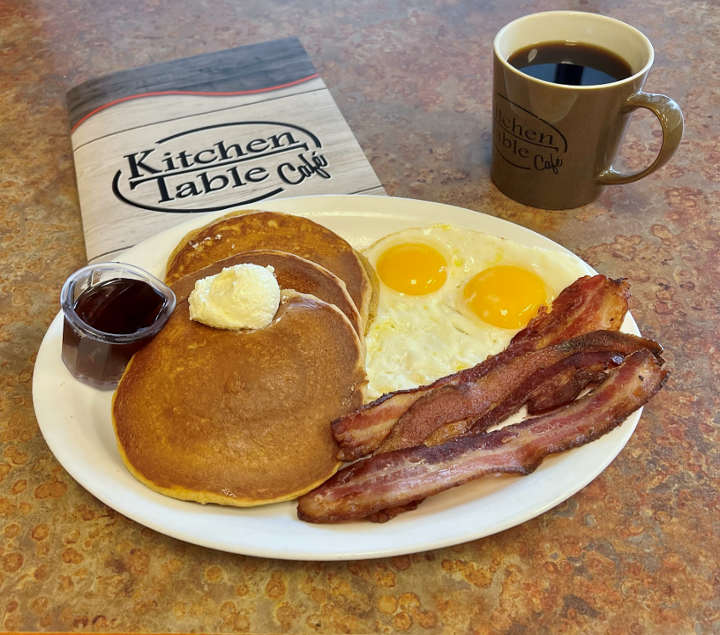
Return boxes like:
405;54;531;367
362;224;589;400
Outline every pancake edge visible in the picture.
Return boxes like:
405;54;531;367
355;248;379;334
164;208;263;282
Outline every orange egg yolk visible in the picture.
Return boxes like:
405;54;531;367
376;243;447;295
464;265;548;329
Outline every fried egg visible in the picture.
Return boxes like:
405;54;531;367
362;224;590;399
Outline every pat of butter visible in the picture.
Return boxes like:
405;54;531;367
188;264;280;330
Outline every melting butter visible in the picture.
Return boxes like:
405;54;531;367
188;264;280;330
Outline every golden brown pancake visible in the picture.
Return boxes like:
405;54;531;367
173;249;362;336
112;286;367;507
165;210;376;332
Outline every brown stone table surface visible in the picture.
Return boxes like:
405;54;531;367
1;0;718;633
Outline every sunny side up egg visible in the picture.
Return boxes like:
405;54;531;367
362;224;590;400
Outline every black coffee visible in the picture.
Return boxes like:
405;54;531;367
508;41;634;86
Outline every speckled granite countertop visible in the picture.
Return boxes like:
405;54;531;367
1;0;718;633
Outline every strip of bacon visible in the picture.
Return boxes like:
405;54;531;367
510;274;630;348
418;348;623;449
367;362;610;523
333;275;630;460
297;349;668;523
372;343;643;522
525;367;607;415
374;330;662;454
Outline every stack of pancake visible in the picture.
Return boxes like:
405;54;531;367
112;210;378;507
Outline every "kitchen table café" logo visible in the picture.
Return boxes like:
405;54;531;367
493;94;568;174
112;121;330;213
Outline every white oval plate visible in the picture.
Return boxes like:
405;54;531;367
33;195;640;561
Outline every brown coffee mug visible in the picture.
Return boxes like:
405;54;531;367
491;11;684;209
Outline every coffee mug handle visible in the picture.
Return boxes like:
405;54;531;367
597;92;684;185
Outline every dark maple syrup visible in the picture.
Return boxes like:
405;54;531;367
73;278;167;334
62;278;169;389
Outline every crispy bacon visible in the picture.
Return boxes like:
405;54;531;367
374;331;661;454
525;367;607;415
418;348;623;449
373;337;655;522
366;500;424;523
333;275;630;460
297;349;668;523
510;275;630;348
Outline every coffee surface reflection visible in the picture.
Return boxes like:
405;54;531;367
508;41;634;86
